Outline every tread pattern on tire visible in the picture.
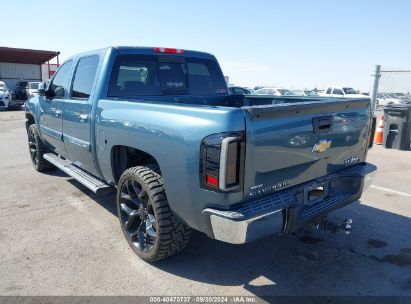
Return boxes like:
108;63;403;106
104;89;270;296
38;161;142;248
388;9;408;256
28;124;54;172
119;165;191;262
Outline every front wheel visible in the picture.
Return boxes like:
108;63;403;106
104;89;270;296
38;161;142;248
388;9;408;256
27;124;54;172
117;166;191;262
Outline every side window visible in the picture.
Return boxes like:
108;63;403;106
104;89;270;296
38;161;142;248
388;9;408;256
326;87;332;94
333;88;344;95
71;55;100;99
50;60;73;98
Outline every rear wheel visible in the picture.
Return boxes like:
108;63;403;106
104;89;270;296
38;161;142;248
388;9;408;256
117;166;191;262
27;124;54;172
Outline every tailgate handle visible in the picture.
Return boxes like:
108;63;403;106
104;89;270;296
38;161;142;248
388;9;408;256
313;117;332;133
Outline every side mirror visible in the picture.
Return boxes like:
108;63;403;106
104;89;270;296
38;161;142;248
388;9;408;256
38;82;46;96
39;82;54;98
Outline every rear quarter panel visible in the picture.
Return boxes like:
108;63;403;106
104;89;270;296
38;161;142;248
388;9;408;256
95;100;245;232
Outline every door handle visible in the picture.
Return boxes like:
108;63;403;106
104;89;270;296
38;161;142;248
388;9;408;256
50;107;62;117
78;113;89;122
313;117;333;134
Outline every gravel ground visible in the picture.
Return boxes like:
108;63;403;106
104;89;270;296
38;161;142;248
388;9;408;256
0;110;410;300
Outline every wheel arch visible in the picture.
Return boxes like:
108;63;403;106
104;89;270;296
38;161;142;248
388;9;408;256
110;145;161;184
25;112;35;129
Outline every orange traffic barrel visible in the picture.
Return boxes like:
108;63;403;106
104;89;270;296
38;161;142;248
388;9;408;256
374;115;384;145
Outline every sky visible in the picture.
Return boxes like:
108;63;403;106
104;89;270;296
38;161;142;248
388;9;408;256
3;0;411;91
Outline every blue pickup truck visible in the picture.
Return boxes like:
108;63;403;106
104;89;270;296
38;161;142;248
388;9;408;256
25;46;376;262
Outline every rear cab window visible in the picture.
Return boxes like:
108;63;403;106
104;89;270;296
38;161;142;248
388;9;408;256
108;54;227;98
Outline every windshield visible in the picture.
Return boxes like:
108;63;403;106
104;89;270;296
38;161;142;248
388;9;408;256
17;82;28;88
108;55;228;97
305;91;319;96
29;83;39;89
290;90;306;96
277;89;294;95
342;87;358;94
229;87;256;95
0;84;5;90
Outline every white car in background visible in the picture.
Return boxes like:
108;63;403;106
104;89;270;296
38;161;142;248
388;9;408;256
256;87;295;96
0;81;13;110
376;93;403;108
322;86;365;98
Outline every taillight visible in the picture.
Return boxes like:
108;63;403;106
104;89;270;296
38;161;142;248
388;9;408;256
200;132;245;192
154;47;184;54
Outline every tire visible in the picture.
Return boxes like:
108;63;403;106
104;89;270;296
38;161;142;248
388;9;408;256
117;165;191;262
27;124;54;172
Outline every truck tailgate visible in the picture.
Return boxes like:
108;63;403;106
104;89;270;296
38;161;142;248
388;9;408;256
242;98;371;198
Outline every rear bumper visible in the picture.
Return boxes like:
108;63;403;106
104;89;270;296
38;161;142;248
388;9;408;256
203;162;377;244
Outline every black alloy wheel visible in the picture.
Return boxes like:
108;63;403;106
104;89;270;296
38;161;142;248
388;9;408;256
116;166;191;262
119;178;157;252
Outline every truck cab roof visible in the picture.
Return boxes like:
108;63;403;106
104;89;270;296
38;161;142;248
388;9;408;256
64;46;216;62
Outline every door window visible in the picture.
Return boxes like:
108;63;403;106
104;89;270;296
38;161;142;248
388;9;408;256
326;87;332;94
50;61;73;98
71;55;100;99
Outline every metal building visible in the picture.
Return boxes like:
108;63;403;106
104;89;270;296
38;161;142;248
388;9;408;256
0;47;60;89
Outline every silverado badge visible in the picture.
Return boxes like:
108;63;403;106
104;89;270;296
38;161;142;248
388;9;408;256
312;139;332;153
344;156;360;165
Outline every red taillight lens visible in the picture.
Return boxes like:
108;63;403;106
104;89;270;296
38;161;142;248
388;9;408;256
206;175;218;187
200;132;245;192
154;47;184;54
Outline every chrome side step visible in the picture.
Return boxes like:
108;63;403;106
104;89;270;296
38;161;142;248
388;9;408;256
43;153;112;195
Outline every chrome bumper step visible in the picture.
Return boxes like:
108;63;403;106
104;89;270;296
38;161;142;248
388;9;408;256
43;153;112;195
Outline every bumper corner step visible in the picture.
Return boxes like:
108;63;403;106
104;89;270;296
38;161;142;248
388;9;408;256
43;153;112;195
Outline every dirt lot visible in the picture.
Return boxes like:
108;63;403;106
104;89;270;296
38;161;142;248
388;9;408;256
0;110;410;299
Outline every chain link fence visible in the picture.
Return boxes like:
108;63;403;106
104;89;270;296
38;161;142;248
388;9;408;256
372;66;411;110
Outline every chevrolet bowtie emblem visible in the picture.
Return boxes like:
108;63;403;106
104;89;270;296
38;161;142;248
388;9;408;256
312;139;332;153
